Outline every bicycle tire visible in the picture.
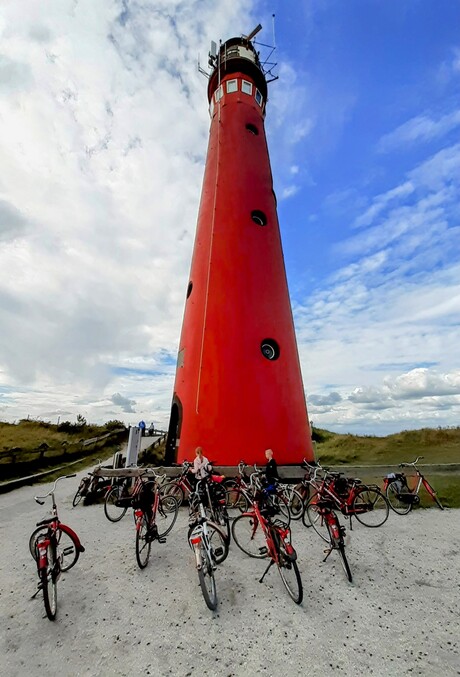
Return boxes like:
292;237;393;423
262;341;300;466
277;544;303;604
135;514;152;569
224;482;249;515
303;495;329;542
29;525;80;572
72;489;83;507
286;487;304;520
40;540;58;620
156;495;179;538
295;482;310;505
385;481;412;515
231;514;268;559
161;482;185;507
213;504;230;542
197;545;217;610
352;487;389;527
266;493;291;525
104;486;129;523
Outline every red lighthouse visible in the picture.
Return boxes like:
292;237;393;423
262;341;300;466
165;28;314;466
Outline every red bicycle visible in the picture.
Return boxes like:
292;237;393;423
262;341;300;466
383;456;444;514
231;490;303;604
303;465;389;535
316;500;352;582
161;461;195;506
29;475;85;620
133;477;179;569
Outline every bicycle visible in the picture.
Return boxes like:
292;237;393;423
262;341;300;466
225;463;292;524
383;456;444;514
188;479;229;610
133;479;179;569
231;490;303;604
104;468;167;522
72;465;112;507
316;500;352;582
161;461;195;506
303;464;389;536
29;475;85;620
197;464;230;541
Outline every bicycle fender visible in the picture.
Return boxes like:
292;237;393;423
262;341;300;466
59;523;85;553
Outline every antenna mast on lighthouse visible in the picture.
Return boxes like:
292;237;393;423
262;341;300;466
166;25;314;466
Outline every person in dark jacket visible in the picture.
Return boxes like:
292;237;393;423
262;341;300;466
264;448;279;488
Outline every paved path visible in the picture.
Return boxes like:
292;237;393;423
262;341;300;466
0;475;458;677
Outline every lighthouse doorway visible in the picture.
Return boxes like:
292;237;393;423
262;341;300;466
165;398;182;465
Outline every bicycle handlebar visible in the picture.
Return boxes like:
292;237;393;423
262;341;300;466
399;456;424;468
34;474;76;502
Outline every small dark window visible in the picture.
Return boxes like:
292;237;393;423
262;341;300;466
187;281;193;298
261;339;280;361
251;210;267;226
246;123;259;135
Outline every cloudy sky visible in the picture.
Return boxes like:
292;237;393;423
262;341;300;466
0;0;459;436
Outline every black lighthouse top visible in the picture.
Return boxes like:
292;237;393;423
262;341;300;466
207;36;268;103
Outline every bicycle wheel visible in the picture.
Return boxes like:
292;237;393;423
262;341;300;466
352;487;389;527
197;545;217;611
277;540;303;604
156;495;179;537
213;504;230;542
224;482;249;516
104;486;128;523
267;494;291;525
135;514;151;569
231;514;268;558
29;525;80;572
208;522;230;564
295;482;310;505
40;540;58;620
285;487;304;520
385;481;412;515
304;495;329;542
161;482;185;507
72;489;83;507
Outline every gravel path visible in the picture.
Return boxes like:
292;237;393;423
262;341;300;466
0;471;459;677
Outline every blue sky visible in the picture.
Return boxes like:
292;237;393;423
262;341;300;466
0;0;459;435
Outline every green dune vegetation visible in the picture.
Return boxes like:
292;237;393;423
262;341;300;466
0;418;128;483
311;426;460;509
311;426;460;466
1;420;459;507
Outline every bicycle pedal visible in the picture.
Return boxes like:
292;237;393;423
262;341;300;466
259;546;268;555
214;547;224;558
63;547;74;556
158;537;166;544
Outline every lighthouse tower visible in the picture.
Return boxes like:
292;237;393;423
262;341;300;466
165;29;314;466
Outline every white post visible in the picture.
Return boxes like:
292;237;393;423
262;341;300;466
126;426;142;467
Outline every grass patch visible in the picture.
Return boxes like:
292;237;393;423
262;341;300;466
313;426;460;465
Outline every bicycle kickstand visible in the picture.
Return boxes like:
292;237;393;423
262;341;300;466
30;584;43;600
323;546;333;563
259;559;274;584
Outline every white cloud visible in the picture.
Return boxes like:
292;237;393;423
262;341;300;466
378;110;460;153
0;0;254;427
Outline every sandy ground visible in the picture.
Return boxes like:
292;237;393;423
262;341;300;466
0;466;459;677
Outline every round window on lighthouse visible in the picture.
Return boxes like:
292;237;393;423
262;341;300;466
246;123;259;135
261;339;280;361
251;210;267;226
